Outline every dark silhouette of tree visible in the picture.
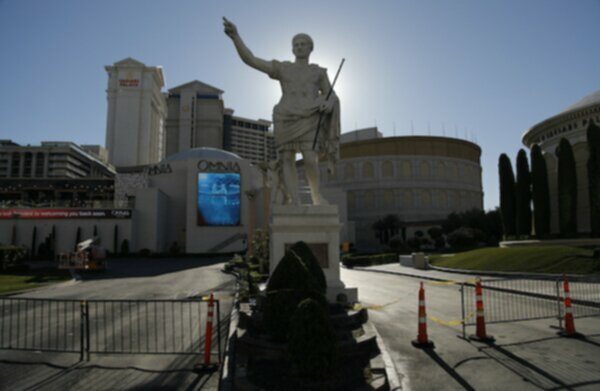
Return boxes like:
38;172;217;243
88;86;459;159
556;138;577;236
515;149;532;237
588;120;600;237
498;153;516;238
372;214;403;244
530;144;550;237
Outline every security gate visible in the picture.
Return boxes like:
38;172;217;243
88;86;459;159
0;297;222;361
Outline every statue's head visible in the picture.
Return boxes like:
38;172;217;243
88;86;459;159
292;33;313;58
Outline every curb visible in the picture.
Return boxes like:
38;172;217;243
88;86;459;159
0;278;79;297
363;320;404;391
218;283;240;391
429;265;589;281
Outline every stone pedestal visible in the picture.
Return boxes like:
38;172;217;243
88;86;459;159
270;204;358;303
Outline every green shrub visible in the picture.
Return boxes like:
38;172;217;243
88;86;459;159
120;239;130;255
266;250;318;293
499;153;517;238
516;149;532;237
169;241;181;255
264;289;327;342
288;298;337;379
289;241;326;295
0;245;28;271
531;144;551;237
341;253;397;268
264;248;327;342
557;138;578;236
587;120;600;237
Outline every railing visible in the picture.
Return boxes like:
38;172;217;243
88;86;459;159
0;298;82;356
0;297;221;362
460;276;600;336
206;233;247;254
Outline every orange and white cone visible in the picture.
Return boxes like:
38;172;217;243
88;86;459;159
412;282;434;348
469;278;495;343
195;293;218;372
559;275;583;338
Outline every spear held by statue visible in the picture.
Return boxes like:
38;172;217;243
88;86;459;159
312;58;345;151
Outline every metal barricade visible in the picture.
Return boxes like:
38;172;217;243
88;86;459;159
460;276;600;337
0;298;83;359
0;297;221;362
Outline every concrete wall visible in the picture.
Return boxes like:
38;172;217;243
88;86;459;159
0;218;132;254
133;188;169;252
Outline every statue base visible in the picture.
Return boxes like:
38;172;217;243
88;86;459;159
269;204;358;303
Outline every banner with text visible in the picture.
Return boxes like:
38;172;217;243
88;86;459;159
0;209;132;219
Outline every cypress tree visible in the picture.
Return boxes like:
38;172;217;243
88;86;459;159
556;138;577;236
498;153;516;238
530;145;551;237
113;225;119;254
515;149;532;237
75;227;82;251
31;226;37;258
587;119;600;237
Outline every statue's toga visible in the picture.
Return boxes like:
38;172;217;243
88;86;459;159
223;17;340;206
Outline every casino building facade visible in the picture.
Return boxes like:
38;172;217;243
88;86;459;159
0;57;484;254
522;90;600;234
319;128;483;249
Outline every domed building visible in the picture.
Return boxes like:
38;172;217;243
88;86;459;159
522;90;600;234
318;128;483;250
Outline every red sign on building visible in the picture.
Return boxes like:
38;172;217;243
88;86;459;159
119;79;139;87
0;209;132;219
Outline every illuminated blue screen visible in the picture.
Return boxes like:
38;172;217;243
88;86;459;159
197;172;241;226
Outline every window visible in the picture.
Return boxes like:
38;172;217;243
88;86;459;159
382;161;393;177
362;162;374;178
344;163;355;180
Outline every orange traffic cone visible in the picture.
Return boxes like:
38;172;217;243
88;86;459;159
469;279;495;343
195;293;219;372
558;275;583;338
412;282;434;348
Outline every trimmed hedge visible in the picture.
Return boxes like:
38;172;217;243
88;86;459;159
288;298;337;378
341;253;397;268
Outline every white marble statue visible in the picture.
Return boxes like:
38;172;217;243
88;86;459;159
223;17;340;205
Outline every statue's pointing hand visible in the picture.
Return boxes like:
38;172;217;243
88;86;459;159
223;17;238;39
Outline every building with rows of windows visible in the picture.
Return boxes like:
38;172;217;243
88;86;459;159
0;140;115;208
316;128;483;249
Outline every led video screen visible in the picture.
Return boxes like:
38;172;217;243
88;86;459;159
197;172;241;226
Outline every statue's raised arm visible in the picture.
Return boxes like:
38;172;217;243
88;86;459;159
223;17;273;75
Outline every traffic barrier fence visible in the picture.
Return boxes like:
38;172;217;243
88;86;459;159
460;276;600;337
0;297;221;362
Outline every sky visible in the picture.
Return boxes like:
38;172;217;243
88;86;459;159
1;0;599;210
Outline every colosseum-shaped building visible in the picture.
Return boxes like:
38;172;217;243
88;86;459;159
522;90;600;234
319;128;483;250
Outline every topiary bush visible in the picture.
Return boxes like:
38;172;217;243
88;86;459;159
289;241;326;295
264;248;328;342
266;250;317;293
288;298;337;379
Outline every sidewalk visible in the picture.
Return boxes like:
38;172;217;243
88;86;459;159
353;263;496;283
